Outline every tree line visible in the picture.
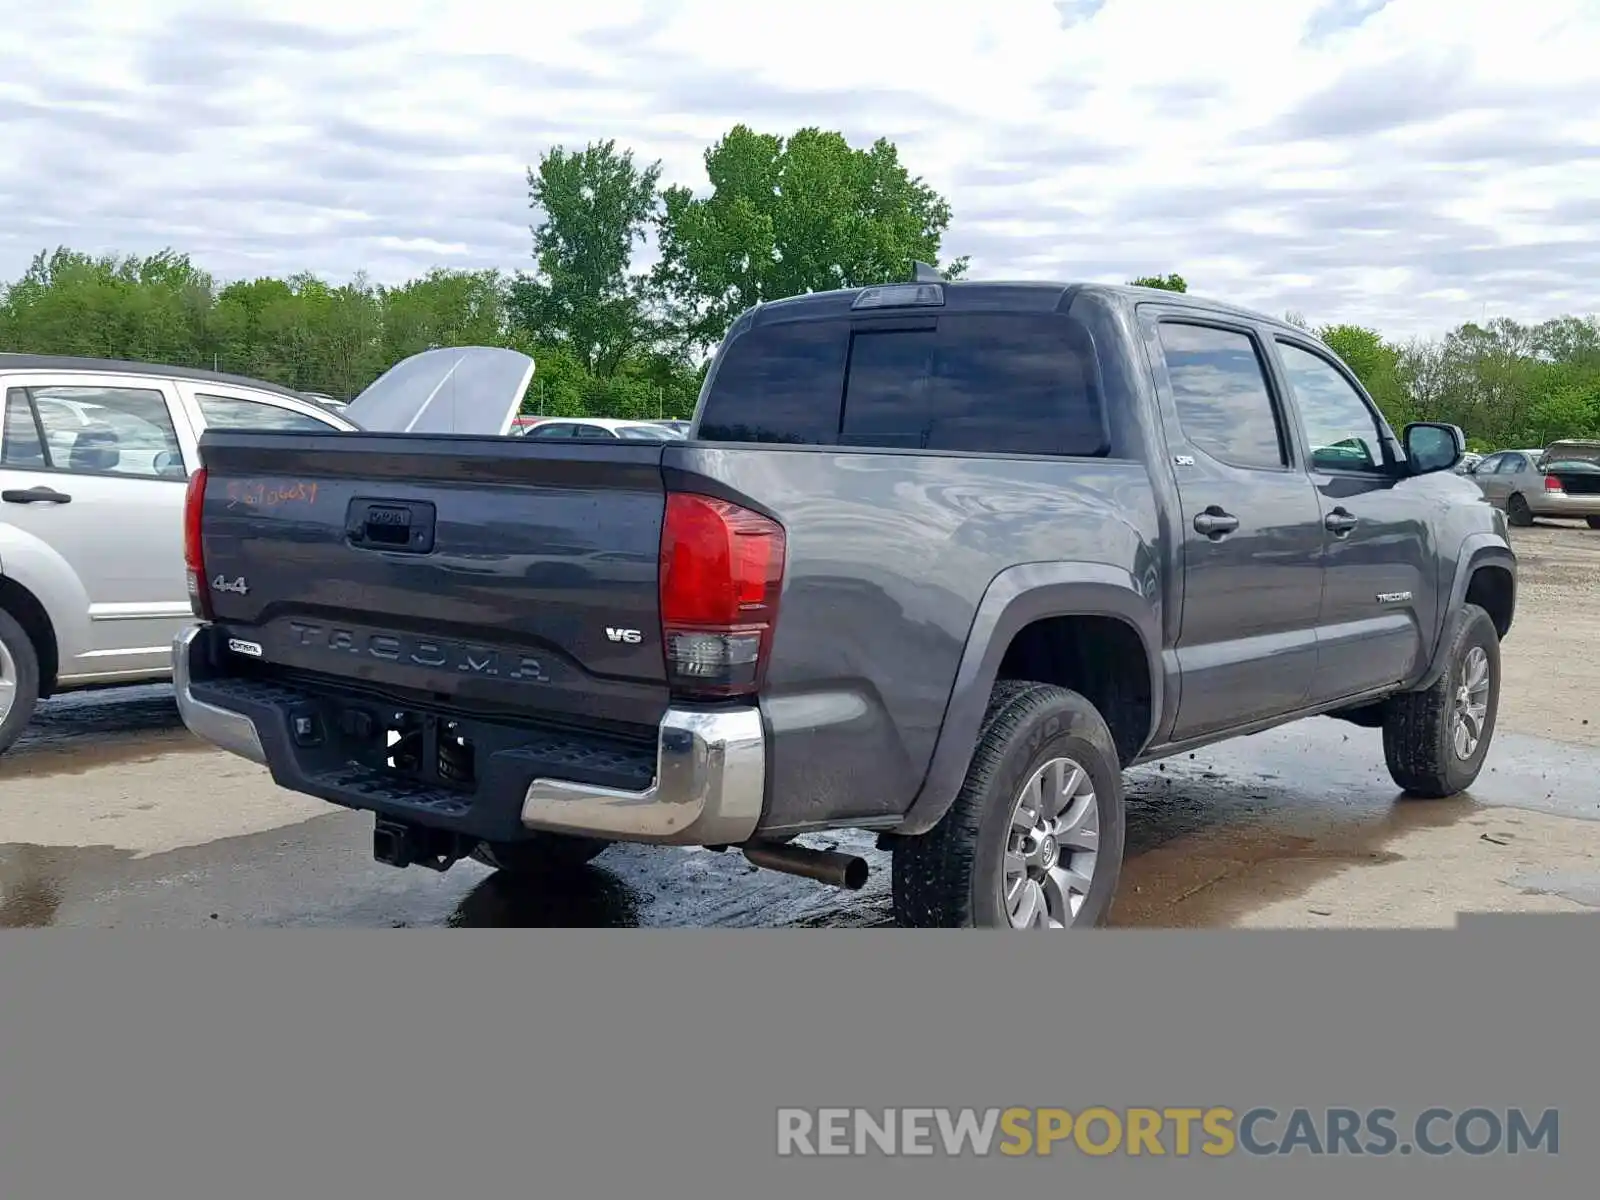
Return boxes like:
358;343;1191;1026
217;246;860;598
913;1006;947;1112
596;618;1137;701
1;125;1595;449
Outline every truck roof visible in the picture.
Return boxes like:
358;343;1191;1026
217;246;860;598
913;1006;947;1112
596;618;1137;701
0;352;314;403
745;279;1309;338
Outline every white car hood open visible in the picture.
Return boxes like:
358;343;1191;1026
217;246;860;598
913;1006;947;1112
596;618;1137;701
340;346;534;436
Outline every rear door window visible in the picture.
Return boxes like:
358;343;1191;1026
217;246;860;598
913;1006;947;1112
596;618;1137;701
1158;323;1287;470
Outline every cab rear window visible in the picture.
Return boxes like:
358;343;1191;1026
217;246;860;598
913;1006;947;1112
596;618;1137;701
698;313;1107;456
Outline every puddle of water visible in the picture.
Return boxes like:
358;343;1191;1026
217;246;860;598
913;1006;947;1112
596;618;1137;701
1113;795;1479;927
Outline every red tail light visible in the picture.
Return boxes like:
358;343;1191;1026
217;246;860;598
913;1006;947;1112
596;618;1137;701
184;468;212;619
1544;475;1564;492
659;492;785;699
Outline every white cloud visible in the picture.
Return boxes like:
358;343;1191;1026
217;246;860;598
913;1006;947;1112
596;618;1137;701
1;0;1596;338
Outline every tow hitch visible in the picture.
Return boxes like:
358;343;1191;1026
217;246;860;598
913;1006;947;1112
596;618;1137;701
372;818;472;872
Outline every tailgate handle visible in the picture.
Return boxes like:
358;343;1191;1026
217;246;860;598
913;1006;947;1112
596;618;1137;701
346;498;436;553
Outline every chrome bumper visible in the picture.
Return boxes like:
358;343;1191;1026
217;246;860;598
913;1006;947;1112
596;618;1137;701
171;623;767;847
173;624;266;765
520;707;766;845
1529;491;1600;517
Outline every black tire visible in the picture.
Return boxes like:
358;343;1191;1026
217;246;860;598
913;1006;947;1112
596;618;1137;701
892;681;1126;929
471;834;612;874
1506;493;1534;527
0;608;41;757
1586;516;1600;530
1381;603;1500;798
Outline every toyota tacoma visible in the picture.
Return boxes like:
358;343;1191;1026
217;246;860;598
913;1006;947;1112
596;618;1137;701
173;272;1516;928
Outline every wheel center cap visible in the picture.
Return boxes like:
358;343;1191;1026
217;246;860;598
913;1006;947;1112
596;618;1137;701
1039;836;1059;870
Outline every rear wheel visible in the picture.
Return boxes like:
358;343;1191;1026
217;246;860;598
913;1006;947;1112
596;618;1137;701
892;681;1126;929
472;834;612;875
1381;603;1500;798
0;609;41;757
1506;493;1534;526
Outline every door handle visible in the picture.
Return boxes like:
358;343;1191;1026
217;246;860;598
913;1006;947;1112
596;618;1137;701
1325;508;1358;536
2;486;72;505
1193;507;1240;538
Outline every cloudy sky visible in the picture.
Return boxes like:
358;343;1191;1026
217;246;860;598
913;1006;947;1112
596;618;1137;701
2;0;1596;338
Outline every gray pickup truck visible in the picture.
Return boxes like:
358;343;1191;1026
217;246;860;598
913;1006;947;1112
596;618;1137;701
174;274;1516;929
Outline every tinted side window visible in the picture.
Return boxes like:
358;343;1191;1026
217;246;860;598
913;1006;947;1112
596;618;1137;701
1496;454;1527;474
571;424;617;440
198;393;333;432
1158;323;1286;470
1473;454;1503;475
525;423;572;439
1276;342;1385;473
841;315;1105;456
698;321;850;444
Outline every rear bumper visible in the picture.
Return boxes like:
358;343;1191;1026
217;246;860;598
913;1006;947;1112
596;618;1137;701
1528;491;1600;518
171;623;767;847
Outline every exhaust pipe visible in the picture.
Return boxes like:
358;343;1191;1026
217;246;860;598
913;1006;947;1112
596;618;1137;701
743;841;869;891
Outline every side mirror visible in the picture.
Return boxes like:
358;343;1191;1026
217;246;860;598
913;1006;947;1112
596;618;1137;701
1403;422;1464;475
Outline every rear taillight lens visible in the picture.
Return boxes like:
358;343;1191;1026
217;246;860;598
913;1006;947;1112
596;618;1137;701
659;492;785;699
1544;475;1564;492
184;468;212;619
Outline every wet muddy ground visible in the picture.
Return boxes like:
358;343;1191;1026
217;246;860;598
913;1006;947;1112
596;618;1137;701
2;521;1597;929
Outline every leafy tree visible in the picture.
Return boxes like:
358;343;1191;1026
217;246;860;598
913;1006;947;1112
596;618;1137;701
1129;273;1187;292
508;140;662;377
653;125;966;350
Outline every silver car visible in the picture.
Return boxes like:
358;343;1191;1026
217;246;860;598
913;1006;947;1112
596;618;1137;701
1467;441;1600;527
0;347;530;754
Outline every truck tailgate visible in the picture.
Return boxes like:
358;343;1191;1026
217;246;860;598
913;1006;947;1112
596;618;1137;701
195;431;670;729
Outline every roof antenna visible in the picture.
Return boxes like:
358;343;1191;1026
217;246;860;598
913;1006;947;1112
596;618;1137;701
911;261;943;283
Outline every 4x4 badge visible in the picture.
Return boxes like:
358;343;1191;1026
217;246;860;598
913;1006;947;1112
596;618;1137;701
212;574;249;595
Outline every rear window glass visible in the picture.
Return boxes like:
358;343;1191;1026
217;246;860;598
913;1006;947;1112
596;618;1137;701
698;321;848;444
699;313;1106;456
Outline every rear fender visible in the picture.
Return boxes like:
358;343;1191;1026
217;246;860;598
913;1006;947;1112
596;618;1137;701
893;562;1162;836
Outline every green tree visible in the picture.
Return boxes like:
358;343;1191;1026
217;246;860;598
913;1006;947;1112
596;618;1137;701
653;125;966;350
508;140;662;377
1129;273;1187;292
381;268;510;363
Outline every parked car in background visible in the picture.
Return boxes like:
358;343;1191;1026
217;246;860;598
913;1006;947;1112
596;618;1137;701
520;417;685;441
0;347;529;754
1467;441;1600;528
655;420;692;436
1454;451;1483;475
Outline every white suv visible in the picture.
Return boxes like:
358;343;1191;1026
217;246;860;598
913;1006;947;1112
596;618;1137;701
0;354;356;753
